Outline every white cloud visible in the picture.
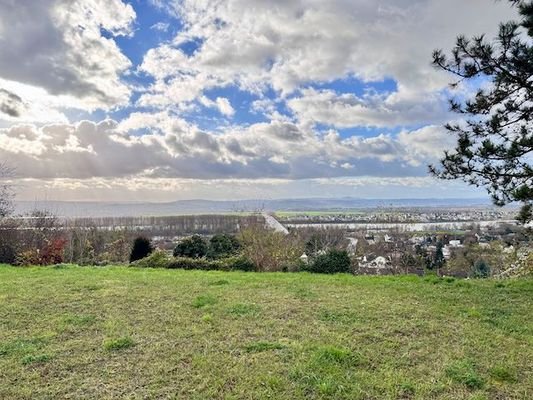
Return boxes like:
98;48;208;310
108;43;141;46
215;97;235;117
397;125;456;166
0;0;135;114
0;0;519;201
287;87;450;128
138;0;516;120
195;95;235;117
151;22;170;32
0;118;454;181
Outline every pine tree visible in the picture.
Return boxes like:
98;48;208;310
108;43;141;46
431;0;533;223
129;236;153;263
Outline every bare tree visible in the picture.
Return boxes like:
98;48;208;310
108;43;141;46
0;163;17;263
0;163;14;218
238;223;304;272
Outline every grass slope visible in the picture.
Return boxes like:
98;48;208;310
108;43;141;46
0;265;531;399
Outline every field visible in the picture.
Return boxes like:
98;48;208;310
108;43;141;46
0;265;532;399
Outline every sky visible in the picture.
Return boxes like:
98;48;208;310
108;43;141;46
0;0;519;202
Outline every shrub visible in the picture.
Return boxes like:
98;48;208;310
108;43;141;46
168;257;220;270
0;219;19;264
130;251;255;272
40;238;67;265
238;224;304;272
131;250;172;268
472;259;491;278
129;236;153;263
173;235;208;258
306;249;351;274
16;249;41;266
15;238;67;266
0;241;17;264
226;255;255;271
207;234;241;259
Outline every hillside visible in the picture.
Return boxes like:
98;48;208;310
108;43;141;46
0;266;531;399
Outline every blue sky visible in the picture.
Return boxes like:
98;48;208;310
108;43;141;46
0;0;518;201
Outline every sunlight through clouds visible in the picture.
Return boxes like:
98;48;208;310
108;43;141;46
0;0;519;200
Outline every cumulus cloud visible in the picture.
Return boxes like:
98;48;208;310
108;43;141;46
397;125;457;165
0;0;518;200
197;96;235;117
215;97;235;117
138;0;516;118
0;118;454;181
0;0;135;111
287;88;450;128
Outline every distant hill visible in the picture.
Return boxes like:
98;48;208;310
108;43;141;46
13;197;495;218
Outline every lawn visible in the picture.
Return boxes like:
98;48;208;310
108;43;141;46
0;265;531;399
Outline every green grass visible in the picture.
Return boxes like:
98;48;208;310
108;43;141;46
192;294;218;308
103;336;135;351
0;265;532;399
244;341;286;353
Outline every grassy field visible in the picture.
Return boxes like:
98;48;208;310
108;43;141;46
0;265;531;399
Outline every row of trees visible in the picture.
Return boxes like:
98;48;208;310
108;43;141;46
0;210;137;266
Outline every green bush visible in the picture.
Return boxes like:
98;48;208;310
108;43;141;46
207;234;241;259
131;250;171;268
168;257;221;270
306;249;351;274
167;255;255;271
173;235;208;258
130;250;255;272
226;255;255;271
472;259;491;278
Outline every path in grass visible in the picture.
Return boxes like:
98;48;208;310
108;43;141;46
0;265;531;399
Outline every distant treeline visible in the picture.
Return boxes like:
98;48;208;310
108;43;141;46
18;214;263;236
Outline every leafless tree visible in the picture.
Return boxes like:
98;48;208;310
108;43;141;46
0;162;14;218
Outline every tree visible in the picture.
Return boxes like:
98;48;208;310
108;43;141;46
0;163;13;218
397;250;426;274
306;249;351;274
432;241;446;272
431;0;533;223
238;224;303;272
0;163;17;264
130;236;153;263
302;228;346;256
173;235;208;258
207;233;240;259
